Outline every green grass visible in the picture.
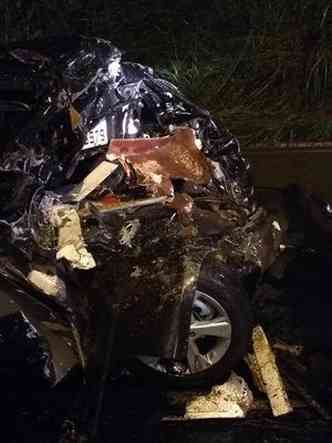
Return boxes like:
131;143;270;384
0;0;331;147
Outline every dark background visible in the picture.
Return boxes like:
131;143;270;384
1;0;331;145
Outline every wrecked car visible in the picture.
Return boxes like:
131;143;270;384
0;36;282;388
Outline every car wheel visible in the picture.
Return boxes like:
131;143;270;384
131;264;253;388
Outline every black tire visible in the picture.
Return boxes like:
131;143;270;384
129;262;253;388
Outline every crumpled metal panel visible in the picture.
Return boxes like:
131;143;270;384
80;202;191;359
109;127;211;196
0;260;78;385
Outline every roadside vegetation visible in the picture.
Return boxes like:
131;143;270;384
0;0;331;146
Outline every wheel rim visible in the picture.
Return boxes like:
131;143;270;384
137;290;232;376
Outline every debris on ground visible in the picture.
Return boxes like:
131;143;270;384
166;371;253;419
166;325;293;420
272;341;304;357
249;325;293;417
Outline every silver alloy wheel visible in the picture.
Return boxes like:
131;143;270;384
137;290;232;375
